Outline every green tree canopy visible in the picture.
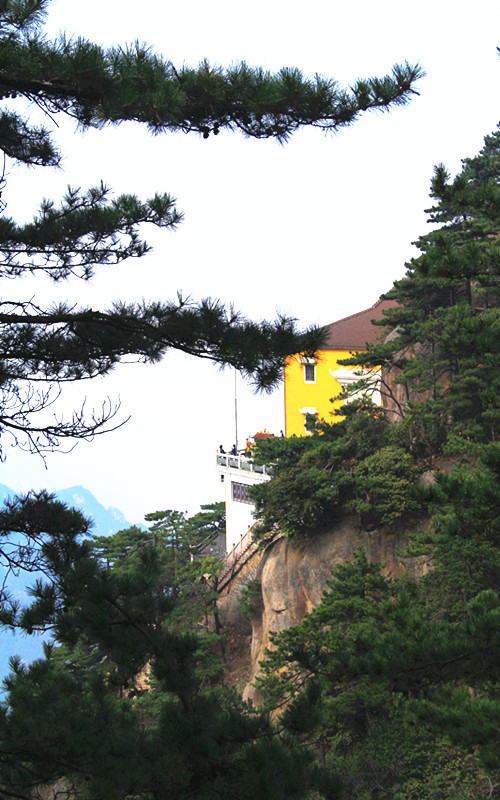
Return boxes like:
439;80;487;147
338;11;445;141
351;125;500;455
253;125;500;799
251;399;422;539
0;491;333;800
253;124;500;542
91;503;225;630
258;550;500;799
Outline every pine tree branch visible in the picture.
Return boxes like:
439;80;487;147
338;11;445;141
0;24;424;157
0;6;420;455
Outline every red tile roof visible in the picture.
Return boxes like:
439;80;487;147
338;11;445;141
322;298;398;350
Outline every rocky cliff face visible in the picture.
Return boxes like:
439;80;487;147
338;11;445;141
217;515;427;702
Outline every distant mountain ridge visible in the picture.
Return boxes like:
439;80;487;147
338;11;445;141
0;483;141;538
0;484;142;681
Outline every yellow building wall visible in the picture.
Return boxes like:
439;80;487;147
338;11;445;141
284;349;360;437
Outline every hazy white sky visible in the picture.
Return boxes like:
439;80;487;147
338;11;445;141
2;0;500;524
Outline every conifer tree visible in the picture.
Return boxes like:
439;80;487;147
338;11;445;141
252;125;500;538
0;4;427;795
0;492;333;800
250;399;421;539
0;0;423;454
353;125;500;454
255;126;500;799
91;503;225;631
258;550;500;799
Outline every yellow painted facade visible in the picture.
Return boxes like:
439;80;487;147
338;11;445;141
284;299;395;437
284;349;359;437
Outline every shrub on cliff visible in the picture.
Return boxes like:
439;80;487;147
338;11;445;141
251;400;422;540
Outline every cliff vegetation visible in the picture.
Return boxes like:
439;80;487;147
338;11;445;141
0;17;500;800
243;124;500;799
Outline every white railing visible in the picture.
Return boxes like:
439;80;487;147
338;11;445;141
216;452;273;476
218;525;282;590
223;527;255;568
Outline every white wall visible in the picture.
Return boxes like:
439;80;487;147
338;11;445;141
217;460;270;551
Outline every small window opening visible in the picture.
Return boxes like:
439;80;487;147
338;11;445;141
304;363;315;382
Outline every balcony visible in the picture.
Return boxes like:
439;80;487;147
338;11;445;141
216;452;273;476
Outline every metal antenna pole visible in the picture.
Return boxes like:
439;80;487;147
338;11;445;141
234;368;238;451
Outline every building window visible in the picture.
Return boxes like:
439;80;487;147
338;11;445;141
232;481;253;504
298;406;317;434
304;363;315;382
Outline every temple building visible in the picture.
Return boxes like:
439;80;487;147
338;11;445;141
217;297;396;553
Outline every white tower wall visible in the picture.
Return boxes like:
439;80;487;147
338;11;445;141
216;453;271;552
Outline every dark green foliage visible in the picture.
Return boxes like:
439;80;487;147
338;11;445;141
254;126;500;798
239;579;262;618
0;492;333;799
0;495;225;685
0;489;92;629
1;650;329;800
0;183;182;280
406;444;500;622
258;551;500;799
182;501;226;549
0;5;426;796
251;400;421;539
0;0;423;454
351;126;500;455
348;444;420;527
0;293;325;455
88;505;226;673
0;0;422;146
253;125;500;542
